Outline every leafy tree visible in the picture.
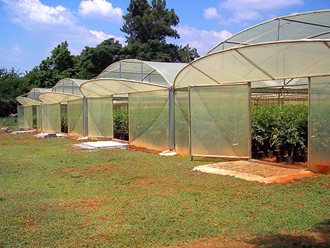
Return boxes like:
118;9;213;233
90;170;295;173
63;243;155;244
77;38;122;79
0;68;31;117
121;0;198;62
26;41;78;88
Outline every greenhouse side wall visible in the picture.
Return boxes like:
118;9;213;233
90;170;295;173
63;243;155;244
42;104;61;133
189;84;250;158
310;76;330;173
68;99;84;137
174;90;189;155
36;105;42;132
129;90;169;151
87;97;113;138
17;105;33;130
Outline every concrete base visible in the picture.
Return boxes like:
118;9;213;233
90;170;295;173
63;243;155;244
193;161;315;184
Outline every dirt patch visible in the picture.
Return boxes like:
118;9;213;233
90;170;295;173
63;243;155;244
193;161;315;184
133;177;154;185
58;199;105;212
167;236;253;248
128;145;160;154
58;164;115;176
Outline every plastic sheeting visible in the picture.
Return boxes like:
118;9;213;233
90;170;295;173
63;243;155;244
174;90;189;155
209;10;330;53
36;105;42;131
309;76;330;173
129;90;169;151
98;59;186;86
175;40;330;89
42;104;61;133
68;99;84;137
190;84;250;158
88;97;113;138
17;105;33;129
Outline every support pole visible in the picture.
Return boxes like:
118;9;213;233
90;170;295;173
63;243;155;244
248;82;252;159
308;77;311;169
188;86;193;161
168;87;175;150
83;97;88;137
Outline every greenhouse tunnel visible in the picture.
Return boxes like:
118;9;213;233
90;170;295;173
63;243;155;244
80;59;186;151
39;78;87;136
16;88;51;131
174;39;330;173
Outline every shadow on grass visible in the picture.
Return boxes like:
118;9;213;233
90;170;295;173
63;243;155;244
248;220;329;248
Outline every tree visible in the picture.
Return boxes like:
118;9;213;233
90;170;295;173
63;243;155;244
77;38;122;79
121;0;198;62
0;68;31;117
26;41;78;88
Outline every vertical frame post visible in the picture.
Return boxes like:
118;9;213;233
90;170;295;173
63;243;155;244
128;93;131;143
83;97;88;137
168;87;175;150
188;86;193;161
248;82;252;159
308;77;311;168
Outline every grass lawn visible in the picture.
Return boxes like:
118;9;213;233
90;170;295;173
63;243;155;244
0;133;329;247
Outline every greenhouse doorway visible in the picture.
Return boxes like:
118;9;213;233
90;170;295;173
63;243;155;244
113;97;129;141
188;84;250;159
251;78;309;167
60;104;68;133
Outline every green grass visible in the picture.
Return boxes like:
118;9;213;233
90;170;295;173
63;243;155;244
0;116;17;130
0;134;329;247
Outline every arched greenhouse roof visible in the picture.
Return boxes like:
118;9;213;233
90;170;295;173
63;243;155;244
208;9;330;53
97;59;187;86
52;78;86;96
174;40;330;89
16;88;51;106
80;78;167;98
39;78;86;104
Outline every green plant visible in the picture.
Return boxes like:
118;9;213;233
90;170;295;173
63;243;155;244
114;110;128;140
252;104;308;162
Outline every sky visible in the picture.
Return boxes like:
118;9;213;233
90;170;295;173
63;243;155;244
0;0;329;72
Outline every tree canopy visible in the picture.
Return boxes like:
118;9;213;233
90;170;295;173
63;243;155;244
0;0;200;117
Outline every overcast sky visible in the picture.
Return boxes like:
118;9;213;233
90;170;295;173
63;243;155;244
0;0;329;72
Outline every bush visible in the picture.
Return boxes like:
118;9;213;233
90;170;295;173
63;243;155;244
114;110;128;140
252;104;308;162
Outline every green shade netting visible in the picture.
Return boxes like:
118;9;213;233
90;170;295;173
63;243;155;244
129;90;169;151
190;84;250;157
88;97;113;138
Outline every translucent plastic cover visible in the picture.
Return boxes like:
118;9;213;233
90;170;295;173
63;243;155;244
310;76;330;173
174;90;189;155
210;10;330;53
41;104;61;132
129;90;169;151
68;99;84;137
17;105;33;129
87;97;113;138
175;40;330;89
190;84;250;157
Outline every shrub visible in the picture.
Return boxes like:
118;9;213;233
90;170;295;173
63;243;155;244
114;110;128;140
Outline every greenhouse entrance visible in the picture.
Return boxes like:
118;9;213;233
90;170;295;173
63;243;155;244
188;84;250;159
60;104;68;133
113;97;129;141
251;79;309;167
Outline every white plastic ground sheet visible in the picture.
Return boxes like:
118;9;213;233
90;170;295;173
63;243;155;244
74;141;128;150
11;130;36;134
34;133;67;138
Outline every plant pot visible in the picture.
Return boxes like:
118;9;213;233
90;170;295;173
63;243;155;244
286;156;294;164
266;150;273;158
273;149;280;157
257;151;265;159
276;154;284;163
